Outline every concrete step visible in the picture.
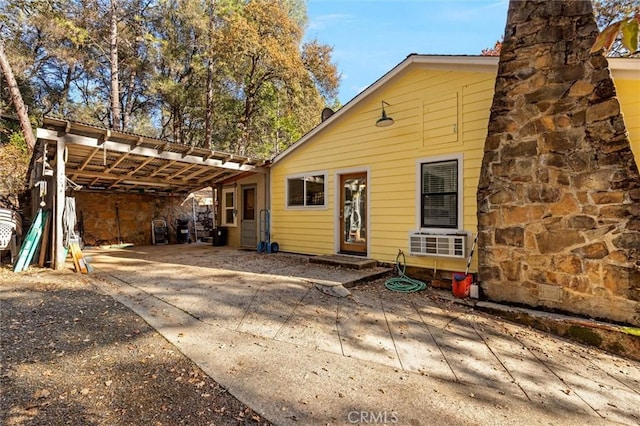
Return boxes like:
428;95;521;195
309;254;378;269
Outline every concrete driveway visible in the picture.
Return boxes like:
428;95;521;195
85;243;640;425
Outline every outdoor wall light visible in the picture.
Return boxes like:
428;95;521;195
376;101;394;127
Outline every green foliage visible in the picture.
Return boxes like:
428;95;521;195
591;1;640;56
621;16;639;52
621;326;640;337
8;131;29;155
0;0;340;159
0;127;30;210
591;14;640;55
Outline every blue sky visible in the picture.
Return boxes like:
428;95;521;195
306;0;509;104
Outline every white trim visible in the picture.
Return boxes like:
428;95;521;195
221;186;237;227
415;153;464;233
36;128;260;172
334;168;371;256
284;171;328;209
609;57;640;80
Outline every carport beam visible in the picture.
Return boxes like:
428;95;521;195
54;139;66;270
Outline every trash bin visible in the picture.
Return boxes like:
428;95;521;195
176;217;190;244
212;227;227;246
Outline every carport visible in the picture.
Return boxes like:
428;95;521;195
33;116;267;270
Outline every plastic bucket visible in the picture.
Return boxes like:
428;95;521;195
452;273;472;298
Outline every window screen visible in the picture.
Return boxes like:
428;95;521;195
421;160;458;228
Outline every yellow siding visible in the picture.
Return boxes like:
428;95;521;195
613;78;640;165
270;65;639;273
270;68;495;271
223;172;267;248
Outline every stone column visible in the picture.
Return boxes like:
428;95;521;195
477;0;640;325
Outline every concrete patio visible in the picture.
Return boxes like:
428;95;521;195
84;243;640;425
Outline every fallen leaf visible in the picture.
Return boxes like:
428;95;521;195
33;389;50;399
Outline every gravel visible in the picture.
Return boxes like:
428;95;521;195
0;266;271;426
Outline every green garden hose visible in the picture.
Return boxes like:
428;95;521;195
384;249;428;293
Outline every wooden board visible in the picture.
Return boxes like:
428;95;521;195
13;209;48;272
38;213;52;267
69;242;88;274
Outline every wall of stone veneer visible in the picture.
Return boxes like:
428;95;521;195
477;0;640;326
73;192;195;246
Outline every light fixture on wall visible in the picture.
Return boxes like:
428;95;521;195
376;101;394;127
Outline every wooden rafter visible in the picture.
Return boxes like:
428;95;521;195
97;129;111;145
201;168;230;183
149;160;176;178
71;169;199;188
183;167;212;181
36;122;264;194
128;157;155;176
105;151;130;173
130;136;143;151
182;146;194;158
168;163;197;179
107;157;155;189
79;147;101;171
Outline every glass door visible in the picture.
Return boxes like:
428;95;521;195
340;172;367;255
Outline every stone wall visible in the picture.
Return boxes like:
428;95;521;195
478;0;640;326
74;192;195;246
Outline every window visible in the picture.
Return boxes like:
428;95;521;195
286;173;326;207
420;158;460;229
221;187;236;226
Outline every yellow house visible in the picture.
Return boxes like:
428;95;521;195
267;54;640;275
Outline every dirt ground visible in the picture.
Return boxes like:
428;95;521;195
0;265;271;426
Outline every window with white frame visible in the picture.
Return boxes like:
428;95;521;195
286;173;327;207
420;157;461;229
221;187;236;226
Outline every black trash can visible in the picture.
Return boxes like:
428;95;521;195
212;227;227;246
176;217;190;243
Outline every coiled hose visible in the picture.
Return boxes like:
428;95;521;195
384;249;428;293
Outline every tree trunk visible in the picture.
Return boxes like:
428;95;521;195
60;63;76;115
122;70;136;131
0;40;36;152
205;0;216;150
110;0;121;130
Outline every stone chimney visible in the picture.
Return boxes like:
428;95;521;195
477;0;640;325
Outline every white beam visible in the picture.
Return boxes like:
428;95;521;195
54;139;66;270
37;129;252;171
37;128;266;174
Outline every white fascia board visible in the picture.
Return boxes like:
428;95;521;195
37;128;257;172
608;57;640;79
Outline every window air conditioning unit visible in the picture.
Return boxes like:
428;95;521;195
409;232;467;258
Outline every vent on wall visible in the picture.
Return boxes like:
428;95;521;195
409;233;467;258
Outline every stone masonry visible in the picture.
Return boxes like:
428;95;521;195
478;0;640;326
74;192;195;246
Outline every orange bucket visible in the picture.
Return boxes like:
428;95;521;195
452;273;472;298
